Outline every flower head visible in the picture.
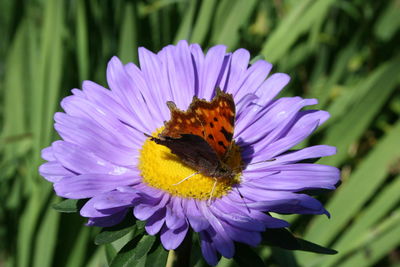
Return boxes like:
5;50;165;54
40;40;340;265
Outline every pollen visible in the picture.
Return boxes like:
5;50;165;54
138;128;242;200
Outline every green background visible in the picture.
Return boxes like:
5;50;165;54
1;0;400;266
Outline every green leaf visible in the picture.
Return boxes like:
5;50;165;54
95;222;137;245
52;199;81;213
233;243;265;267
263;228;336;255
110;234;156;267
105;244;117;265
296;239;337;255
144;240;168;267
262;228;299;250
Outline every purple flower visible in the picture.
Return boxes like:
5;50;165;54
39;40;340;265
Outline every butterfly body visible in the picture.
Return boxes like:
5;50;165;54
149;89;240;179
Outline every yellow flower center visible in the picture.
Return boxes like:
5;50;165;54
138;128;242;200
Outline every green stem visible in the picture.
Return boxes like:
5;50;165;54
166;230;192;267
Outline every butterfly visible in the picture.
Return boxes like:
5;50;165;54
148;88;239;180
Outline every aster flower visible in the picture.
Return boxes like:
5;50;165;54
39;40;340;265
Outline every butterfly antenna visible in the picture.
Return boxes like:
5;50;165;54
235;186;250;213
207;178;218;206
173;172;200;186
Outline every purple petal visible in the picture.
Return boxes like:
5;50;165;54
219;194;289;228
221;220;261;246
160;222;189;250
182;199;209;232
211;201;266;231
124;62;166;125
60;94;142;148
39;161;74;182
81;195;127;218
248;118;320;163
223;48;250;94
41;147;55;161
159;40;194;109
54;173;137;199
233;60;273;100
107;56;158;132
54;118;137;167
145;208;166;235
245;164;340;191
93;190;140;210
51;140;135;175
81;80;147;139
86;209;128;227
134;194;169;220
198;202;235;258
237;187;327;215
199;231;219;266
236;97;317;144
245;145;336;172
138;47;170;117
165;198;186;229
198;45;227;99
256;73;290;106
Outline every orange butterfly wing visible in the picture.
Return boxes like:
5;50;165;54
161;90;235;159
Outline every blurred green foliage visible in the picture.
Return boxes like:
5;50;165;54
1;0;399;266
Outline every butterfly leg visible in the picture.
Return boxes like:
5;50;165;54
173;172;199;186
207;178;218;206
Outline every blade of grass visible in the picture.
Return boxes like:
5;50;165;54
33;198;60;267
190;0;216;44
173;0;197;44
2;20;30;160
297;119;400;265
118;2;138;64
320;56;400;166
261;0;336;63
211;0;258;49
321;174;400;267
65;227;93;267
76;0;89;80
339;211;400;267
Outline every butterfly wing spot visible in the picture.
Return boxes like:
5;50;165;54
177;118;183;123
190;118;196;123
218;141;227;149
209;122;214;128
220;127;233;141
208;134;214;140
213;117;218;122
